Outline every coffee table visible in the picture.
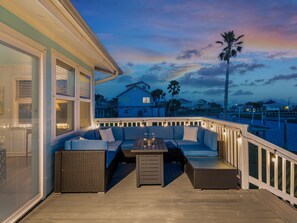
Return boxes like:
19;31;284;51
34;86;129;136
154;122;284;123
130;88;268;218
131;138;168;187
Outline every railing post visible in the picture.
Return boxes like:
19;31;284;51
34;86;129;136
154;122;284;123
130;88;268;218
240;128;249;189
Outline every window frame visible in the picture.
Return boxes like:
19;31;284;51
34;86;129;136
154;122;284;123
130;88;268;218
79;72;92;129
143;97;150;104
0;23;46;223
52;51;93;139
13;78;32;127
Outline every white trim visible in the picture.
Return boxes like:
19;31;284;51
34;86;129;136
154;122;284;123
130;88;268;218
3;194;43;223
79;72;92;129
0;23;46;55
0;26;46;223
13;78;32;127
51;50;93;142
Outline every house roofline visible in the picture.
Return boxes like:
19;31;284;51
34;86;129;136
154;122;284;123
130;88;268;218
117;86;151;98
126;81;150;88
58;0;123;75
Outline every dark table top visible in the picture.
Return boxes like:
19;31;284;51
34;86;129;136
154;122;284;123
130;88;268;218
187;157;236;170
131;138;168;153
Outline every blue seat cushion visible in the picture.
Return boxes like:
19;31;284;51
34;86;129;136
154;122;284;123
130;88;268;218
111;127;124;140
121;139;135;150
180;144;218;157
175;139;202;147
84;130;95;140
108;140;122;148
148;126;174;139
183;150;218;157
124;127;148;140
164;139;178;147
107;140;122;153
197;127;205;143
70;140;107;151
64;136;82;150
106;150;117;168
204;129;218;150
174;126;184;140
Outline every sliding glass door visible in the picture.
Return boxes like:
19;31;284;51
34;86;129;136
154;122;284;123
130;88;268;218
0;43;40;222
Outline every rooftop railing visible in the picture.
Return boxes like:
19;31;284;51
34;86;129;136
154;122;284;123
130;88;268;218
95;117;297;205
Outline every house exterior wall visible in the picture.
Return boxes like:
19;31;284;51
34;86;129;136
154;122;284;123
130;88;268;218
1;6;93;197
118;87;153;117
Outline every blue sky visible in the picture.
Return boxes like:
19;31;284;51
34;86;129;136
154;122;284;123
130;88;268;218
72;0;297;105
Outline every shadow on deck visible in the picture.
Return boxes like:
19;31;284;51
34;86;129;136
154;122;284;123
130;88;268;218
21;163;297;223
107;163;183;191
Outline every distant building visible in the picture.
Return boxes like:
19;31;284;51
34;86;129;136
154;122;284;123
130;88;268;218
263;100;281;111
229;104;244;113
179;98;192;108
196;99;210;110
117;82;153;117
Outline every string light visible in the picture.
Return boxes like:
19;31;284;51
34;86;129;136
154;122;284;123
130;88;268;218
223;127;226;136
271;150;277;162
237;132;242;144
141;120;145;127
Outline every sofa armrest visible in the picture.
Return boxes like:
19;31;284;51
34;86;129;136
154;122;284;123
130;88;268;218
54;150;106;193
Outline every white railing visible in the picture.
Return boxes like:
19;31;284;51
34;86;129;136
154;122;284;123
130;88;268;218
94;117;297;205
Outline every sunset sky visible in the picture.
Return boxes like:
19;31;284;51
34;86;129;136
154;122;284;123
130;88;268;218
72;0;297;105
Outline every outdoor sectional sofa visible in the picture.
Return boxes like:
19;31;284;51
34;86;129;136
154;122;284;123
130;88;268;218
54;125;219;193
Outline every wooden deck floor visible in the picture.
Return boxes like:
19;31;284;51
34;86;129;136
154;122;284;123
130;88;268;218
21;163;297;223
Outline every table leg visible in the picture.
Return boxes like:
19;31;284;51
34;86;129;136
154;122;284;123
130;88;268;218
161;153;164;187
136;154;140;188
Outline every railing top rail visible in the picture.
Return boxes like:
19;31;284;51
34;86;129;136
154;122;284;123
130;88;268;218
95;116;248;127
245;132;297;163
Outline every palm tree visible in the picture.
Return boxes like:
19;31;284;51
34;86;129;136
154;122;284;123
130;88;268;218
216;31;244;120
151;89;166;116
167;99;181;117
167;80;180;116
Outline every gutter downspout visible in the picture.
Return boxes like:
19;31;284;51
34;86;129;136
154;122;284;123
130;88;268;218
94;67;119;85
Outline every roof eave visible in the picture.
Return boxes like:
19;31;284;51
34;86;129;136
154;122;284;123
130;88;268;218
58;0;123;75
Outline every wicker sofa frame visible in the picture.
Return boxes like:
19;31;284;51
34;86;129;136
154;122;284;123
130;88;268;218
54;149;120;193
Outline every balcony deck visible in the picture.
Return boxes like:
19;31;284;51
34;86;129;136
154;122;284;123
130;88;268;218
21;163;297;223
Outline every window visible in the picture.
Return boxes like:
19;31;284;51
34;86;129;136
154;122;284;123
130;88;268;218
16;80;32;99
143;97;150;103
80;73;90;99
55;59;92;136
16;80;32;125
56;60;75;97
80;102;91;128
18;103;32;124
55;60;75;136
79;72;91;129
56;99;74;135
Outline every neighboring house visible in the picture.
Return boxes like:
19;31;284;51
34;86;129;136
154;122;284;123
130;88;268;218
0;1;121;222
229;104;244;113
179;98;192;109
196;99;210;110
263;100;281;111
95;95;108;118
117;82;153;117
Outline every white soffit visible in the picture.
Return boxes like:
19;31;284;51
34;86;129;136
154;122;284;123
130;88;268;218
1;0;116;74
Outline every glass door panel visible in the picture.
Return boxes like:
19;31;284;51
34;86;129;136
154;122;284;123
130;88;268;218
0;43;39;222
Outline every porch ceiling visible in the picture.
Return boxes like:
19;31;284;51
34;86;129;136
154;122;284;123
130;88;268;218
1;0;122;75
